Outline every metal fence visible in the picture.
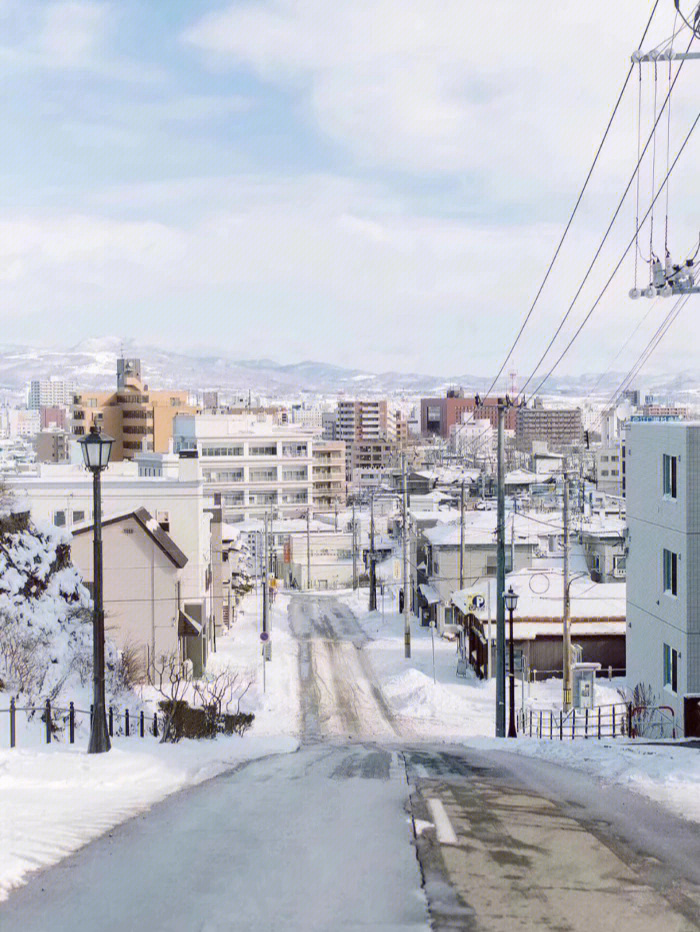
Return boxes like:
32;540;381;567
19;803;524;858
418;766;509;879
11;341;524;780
518;703;631;739
1;698;161;748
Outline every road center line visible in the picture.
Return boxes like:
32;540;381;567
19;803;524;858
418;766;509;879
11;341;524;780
426;798;459;846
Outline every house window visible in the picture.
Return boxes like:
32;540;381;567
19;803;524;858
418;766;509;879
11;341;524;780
663;548;678;596
613;554;626;576
663;454;677;498
72;510;85;524
53;510;66;527
663;643;678;693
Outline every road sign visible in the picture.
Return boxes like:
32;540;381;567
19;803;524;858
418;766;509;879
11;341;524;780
260;631;270;642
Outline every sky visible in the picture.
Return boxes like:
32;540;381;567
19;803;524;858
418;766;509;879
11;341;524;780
0;0;698;383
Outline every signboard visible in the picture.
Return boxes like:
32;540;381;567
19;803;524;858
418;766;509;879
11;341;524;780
262;641;272;661
506;648;524;674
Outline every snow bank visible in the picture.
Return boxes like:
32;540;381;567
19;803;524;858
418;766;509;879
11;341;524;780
0;734;298;901
470;737;700;824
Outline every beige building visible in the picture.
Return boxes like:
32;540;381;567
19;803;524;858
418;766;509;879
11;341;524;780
34;428;71;463
70;507;201;679
336;399;407;444
71;357;197;461
312;441;346;512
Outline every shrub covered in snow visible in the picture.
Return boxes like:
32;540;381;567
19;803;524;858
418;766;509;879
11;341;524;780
0;509;126;707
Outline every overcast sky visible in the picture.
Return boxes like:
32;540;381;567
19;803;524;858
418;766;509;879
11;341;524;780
0;1;697;383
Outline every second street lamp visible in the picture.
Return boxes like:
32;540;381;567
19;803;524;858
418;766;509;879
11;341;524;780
79;425;113;754
504;585;519;739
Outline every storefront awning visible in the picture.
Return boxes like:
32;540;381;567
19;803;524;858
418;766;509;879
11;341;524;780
178;609;203;638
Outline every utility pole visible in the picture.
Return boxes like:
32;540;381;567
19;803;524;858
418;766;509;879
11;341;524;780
562;472;572;712
496;398;506;738
262;513;268;634
306;506;312;591
352;500;357;590
402;453;411;658
459;479;465;590
369;490;377;611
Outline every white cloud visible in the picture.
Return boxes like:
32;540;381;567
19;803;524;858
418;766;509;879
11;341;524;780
183;0;671;193
2;174;697;375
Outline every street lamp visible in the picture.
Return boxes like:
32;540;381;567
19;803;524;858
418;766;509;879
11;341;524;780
79;425;113;754
504;585;519;738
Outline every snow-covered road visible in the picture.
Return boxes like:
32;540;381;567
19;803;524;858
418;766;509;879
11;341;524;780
288;593;401;741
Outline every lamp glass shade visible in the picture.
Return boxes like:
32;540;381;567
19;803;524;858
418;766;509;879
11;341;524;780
504;586;519;613
80;427;113;471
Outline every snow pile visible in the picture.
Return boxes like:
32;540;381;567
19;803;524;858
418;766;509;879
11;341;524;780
0;510;124;710
208;591;301;737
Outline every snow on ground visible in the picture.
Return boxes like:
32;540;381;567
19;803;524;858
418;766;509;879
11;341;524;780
337;588;497;738
208;590;301;737
339;588;700;824
0;590;301;901
472;737;700;825
0;733;297;902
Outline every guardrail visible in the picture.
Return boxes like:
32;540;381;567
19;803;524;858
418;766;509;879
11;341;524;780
629;704;677;739
2;698;160;748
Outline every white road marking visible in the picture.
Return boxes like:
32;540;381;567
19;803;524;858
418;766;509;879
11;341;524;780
427;798;459;846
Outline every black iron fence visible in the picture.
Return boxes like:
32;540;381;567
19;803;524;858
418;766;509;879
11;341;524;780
2;698;161;748
518;702;631;739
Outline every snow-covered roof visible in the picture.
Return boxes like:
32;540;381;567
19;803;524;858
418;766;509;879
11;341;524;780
423;511;546;548
504;469;541;486
453;568;625;621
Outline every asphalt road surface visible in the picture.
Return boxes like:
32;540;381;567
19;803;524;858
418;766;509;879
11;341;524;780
2;594;700;930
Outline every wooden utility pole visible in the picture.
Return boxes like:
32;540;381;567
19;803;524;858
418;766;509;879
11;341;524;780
496;399;506;738
562;472;572;711
352;501;357;590
369;491;377;611
306;507;312;591
402;453;411;658
262;513;268;634
459;479;465;590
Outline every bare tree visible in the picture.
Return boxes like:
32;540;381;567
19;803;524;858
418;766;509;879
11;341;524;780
149;652;190;742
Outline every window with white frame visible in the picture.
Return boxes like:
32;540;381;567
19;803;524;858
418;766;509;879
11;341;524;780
663;454;678;499
663;548;678;596
663;643;678;692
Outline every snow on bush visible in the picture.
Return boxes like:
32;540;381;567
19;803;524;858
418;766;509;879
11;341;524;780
0;509;127;708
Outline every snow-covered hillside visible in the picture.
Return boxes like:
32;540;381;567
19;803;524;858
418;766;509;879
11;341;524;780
0;505;125;711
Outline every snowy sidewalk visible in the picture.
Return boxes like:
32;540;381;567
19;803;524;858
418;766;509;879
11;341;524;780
0;734;297;902
0;589;302;902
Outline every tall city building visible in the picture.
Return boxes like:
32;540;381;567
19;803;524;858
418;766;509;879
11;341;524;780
27;378;75;410
421;389;517;438
172;413;316;522
71;357;197;461
515;403;583;452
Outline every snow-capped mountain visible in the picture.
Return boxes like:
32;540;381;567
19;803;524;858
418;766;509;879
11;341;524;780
0;339;697;401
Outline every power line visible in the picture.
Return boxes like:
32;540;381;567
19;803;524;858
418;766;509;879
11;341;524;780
483;0;661;399
524;106;700;400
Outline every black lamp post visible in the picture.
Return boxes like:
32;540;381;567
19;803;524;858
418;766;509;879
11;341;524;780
79;425;113;754
504;585;519;738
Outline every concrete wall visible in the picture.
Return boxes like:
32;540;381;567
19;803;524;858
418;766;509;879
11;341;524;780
626;422;700;728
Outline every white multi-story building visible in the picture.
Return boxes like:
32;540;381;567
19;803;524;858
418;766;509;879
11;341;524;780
27;378;75;410
626;421;700;734
172;413;316;523
290;404;323;431
9;408;41;438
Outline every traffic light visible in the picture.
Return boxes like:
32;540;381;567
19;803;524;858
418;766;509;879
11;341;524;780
399;589;405;613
